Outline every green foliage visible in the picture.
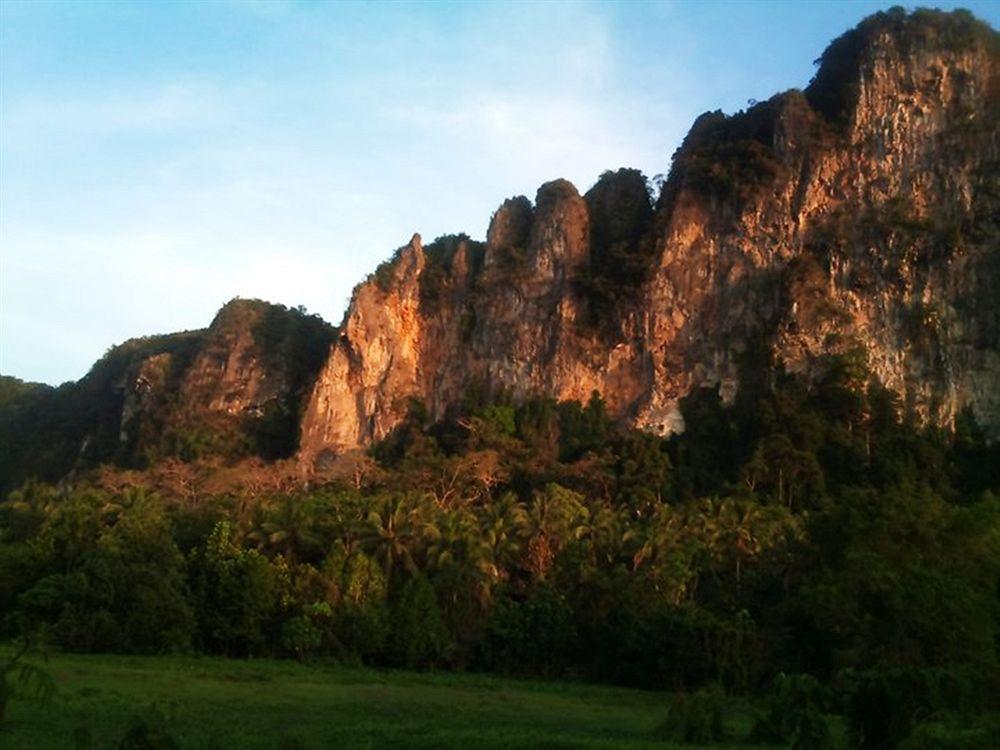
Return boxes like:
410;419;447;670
0;330;205;493
557;392;611;461
419;234;485;310
0;375;50;408
188;522;279;656
279;604;329;662
486;195;533;270
793;488;999;674
389;574;452;669
807;7;999;127
578;169;655;335
840;668;940;750
0;640;55;724
117;706;180;750
1;351;998;709
478;585;577;676
168;427;249;464
15;490;194;653
653;687;726;744
752;674;835;750
249;302;336;460
0;299;336;490
665;102;786;211
369;248;404;291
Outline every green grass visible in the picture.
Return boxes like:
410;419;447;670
1;652;773;749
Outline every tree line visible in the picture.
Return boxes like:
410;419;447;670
1;353;997;703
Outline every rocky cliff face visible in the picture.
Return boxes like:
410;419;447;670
300;8;1000;460
0;299;334;490
118;299;322;459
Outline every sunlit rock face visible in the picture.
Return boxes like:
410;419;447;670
301;9;1000;458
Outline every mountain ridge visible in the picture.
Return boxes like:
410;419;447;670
2;7;997;491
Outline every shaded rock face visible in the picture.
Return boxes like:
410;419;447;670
301;9;1000;456
0;298;336;491
119;298;336;462
119;300;293;456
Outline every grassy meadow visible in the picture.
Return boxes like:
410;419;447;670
1;652;773;749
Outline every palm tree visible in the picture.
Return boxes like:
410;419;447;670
476;492;527;595
0;639;55;723
631;504;696;605
424;506;499;615
695;498;794;601
585;500;628;569
248;496;321;565
522;484;589;581
360;493;428;583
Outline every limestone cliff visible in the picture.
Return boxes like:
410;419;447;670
0;299;334;490
119;298;334;461
300;8;1000;460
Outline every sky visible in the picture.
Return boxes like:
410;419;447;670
2;1;998;385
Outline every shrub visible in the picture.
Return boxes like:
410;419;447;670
751;674;835;750
279;607;327;662
653;687;726;744
839;668;959;750
900;715;1000;750
330;601;389;663
117;706;180;750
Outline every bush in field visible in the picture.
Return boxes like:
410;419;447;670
751;673;834;750
279;603;330;661
840;668;952;750
117;705;180;749
653;687;726;744
477;586;577;676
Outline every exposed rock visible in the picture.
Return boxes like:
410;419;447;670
0;299;335;491
300;8;1000;458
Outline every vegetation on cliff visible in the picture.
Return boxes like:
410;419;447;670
806;6;999;127
578;168;656;335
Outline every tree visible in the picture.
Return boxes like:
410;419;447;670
189;521;279;656
16;489;194;653
390;574;452;668
249;496;322;565
360;493;427;583
522;484;589;581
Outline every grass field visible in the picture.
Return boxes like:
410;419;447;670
0;652;774;749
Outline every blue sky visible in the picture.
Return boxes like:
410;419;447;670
2;1;998;385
